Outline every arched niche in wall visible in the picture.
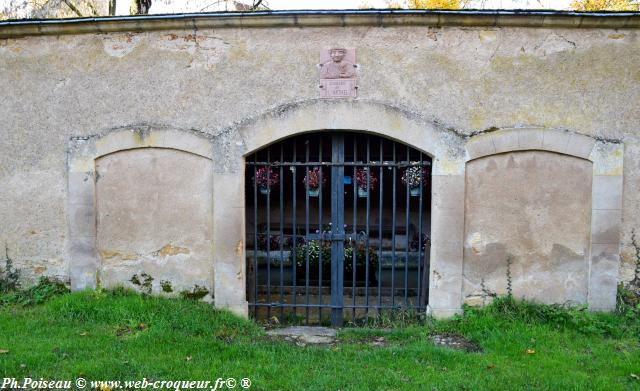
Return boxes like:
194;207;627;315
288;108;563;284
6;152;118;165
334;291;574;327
463;128;624;311
67;127;214;299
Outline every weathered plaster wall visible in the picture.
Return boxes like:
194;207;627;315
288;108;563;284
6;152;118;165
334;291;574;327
463;151;593;305
0;21;638;303
95;148;213;297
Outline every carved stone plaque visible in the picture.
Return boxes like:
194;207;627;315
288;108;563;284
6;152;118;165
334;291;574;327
319;48;357;99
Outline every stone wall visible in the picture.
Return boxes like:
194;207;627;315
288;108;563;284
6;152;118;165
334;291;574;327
95;148;213;299
0;12;638;316
464;151;593;306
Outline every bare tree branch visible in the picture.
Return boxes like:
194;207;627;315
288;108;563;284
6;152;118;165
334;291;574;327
61;0;83;16
250;0;263;10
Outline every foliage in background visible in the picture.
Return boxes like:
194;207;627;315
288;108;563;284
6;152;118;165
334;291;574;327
408;0;470;9
384;0;472;9
1;0;111;19
0;0;268;20
569;0;640;10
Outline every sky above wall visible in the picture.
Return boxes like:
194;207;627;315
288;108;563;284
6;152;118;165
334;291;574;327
121;0;574;15
0;0;575;17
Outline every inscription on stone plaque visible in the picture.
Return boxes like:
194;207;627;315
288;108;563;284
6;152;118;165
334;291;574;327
319;48;357;98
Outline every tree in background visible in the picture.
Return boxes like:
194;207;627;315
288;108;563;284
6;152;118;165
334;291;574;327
1;0;109;18
569;0;639;10
382;0;471;10
129;0;151;14
408;0;470;9
1;0;269;19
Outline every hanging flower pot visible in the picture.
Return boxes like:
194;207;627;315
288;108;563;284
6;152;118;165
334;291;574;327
402;166;430;197
253;166;279;195
354;167;378;198
303;167;326;197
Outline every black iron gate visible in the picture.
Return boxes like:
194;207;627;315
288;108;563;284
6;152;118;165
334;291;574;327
246;132;431;326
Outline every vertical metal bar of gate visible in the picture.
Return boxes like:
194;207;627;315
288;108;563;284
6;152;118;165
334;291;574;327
351;138;357;321
252;155;258;318
291;140;297;317
318;140;324;323
330;134;345;326
364;135;371;321
304;139;310;324
391;143;397;308
417;152;424;309
266;147;271;320
377;140;384;315
404;146;410;308
279;144;285;319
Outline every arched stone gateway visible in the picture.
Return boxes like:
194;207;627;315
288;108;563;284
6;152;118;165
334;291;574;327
67;101;623;319
212;100;467;319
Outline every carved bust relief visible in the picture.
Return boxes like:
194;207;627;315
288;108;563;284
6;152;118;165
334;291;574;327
319;47;357;98
320;48;356;79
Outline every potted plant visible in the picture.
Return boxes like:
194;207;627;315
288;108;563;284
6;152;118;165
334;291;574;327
291;240;378;286
354;167;378;198
254;166;279;195
292;240;332;284
401;166;429;197
302;167;326;197
344;242;379;285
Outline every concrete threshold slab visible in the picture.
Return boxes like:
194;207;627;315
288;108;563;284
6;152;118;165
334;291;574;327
267;326;336;345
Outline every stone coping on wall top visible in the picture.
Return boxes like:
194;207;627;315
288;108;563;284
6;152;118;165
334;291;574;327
1;10;640;38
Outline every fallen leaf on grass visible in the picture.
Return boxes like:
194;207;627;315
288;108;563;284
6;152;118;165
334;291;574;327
526;349;536;355
79;332;88;336
631;373;639;381
486;364;496;370
186;356;192;361
0;350;9;354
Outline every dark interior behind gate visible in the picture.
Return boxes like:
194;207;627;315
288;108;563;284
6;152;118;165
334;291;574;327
245;132;432;326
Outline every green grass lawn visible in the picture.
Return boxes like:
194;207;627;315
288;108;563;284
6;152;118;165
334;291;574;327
0;288;639;390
